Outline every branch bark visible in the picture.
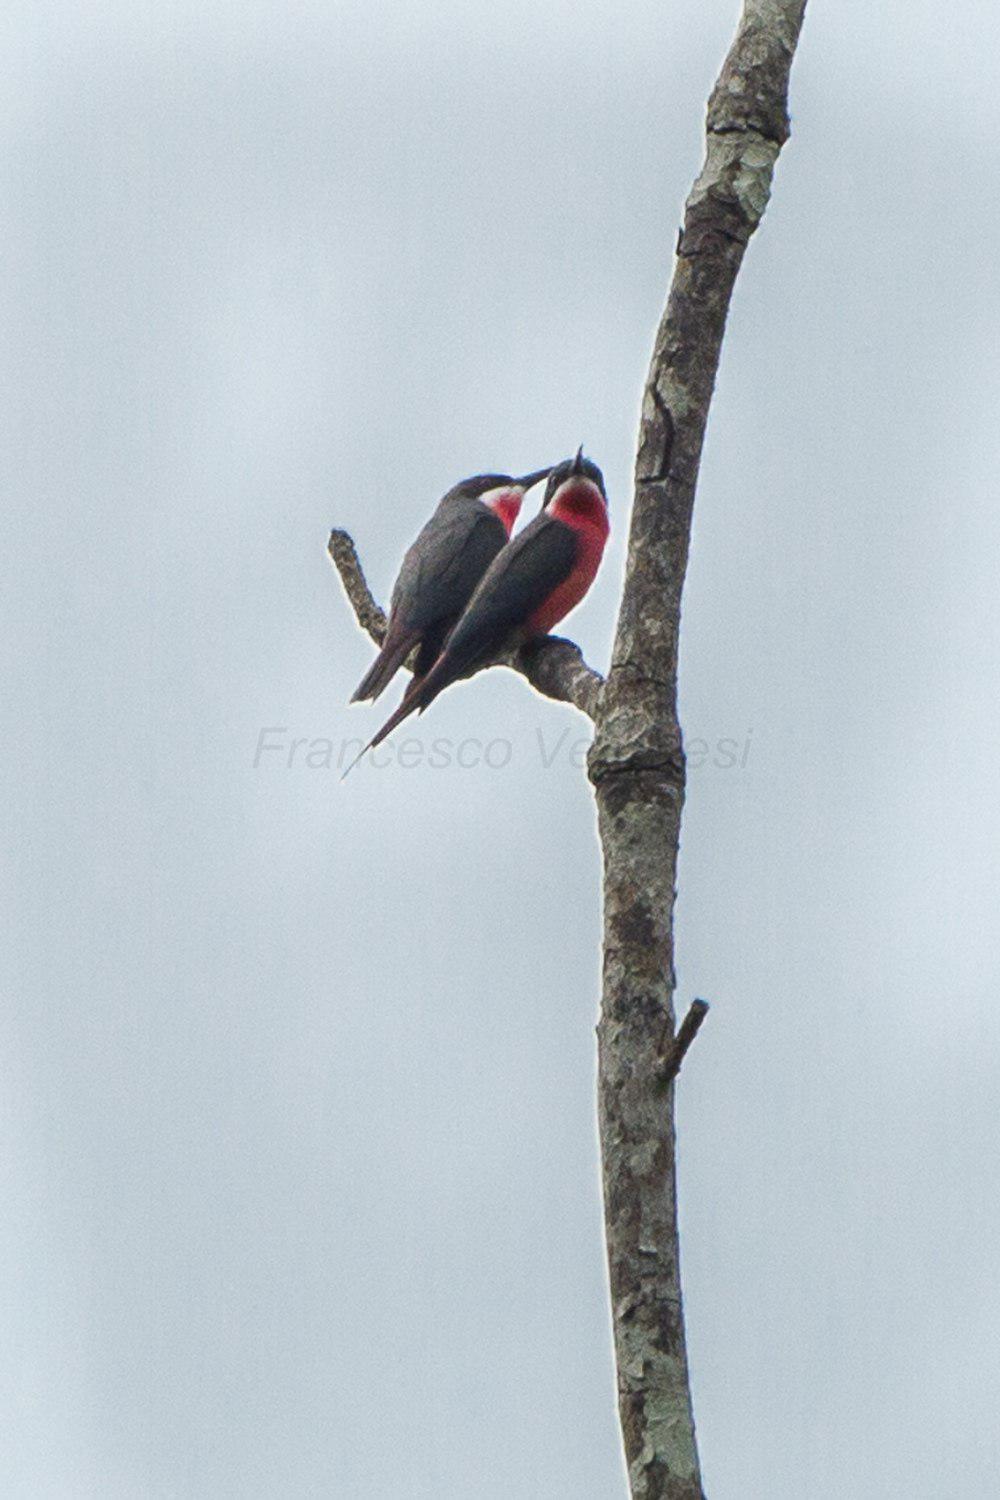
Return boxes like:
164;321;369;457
327;528;604;720
587;4;808;1496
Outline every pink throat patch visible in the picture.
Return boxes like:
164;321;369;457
486;488;523;535
524;478;610;637
548;478;609;539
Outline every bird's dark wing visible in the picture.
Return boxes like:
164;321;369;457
390;501;507;632
431;513;578;685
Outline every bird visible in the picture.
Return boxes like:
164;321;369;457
344;449;609;776
350;468;551;703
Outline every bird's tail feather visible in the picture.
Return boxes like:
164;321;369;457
341;652;452;781
350;628;419;703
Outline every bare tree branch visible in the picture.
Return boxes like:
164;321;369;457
327;529;605;720
588;3;808;1496
330;4;806;1487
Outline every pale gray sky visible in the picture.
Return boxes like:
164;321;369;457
3;2;999;1496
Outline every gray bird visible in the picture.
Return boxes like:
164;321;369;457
351;467;550;702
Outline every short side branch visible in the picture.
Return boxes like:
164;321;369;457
659;1000;710;1086
327;529;604;720
328;529;387;645
515;636;604;719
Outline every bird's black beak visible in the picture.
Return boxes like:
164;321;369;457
516;467;553;492
571;446;585;475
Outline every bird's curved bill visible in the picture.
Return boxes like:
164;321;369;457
515;467;553;491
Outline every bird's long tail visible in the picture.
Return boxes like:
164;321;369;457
341;651;453;780
351;626;419;703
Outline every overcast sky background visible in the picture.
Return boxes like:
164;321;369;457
4;2;1000;1496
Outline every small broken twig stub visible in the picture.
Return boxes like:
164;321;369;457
659;1000;710;1086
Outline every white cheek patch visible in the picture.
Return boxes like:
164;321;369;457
480;486;520;510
